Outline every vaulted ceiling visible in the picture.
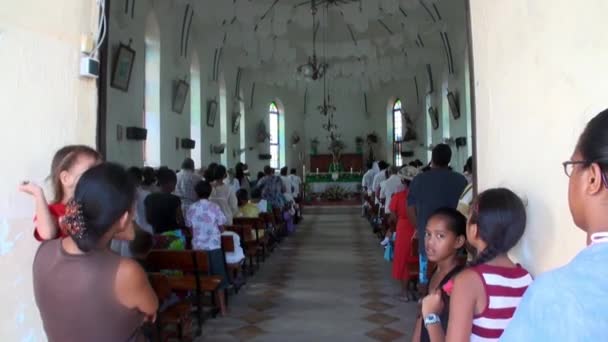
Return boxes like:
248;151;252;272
190;0;467;93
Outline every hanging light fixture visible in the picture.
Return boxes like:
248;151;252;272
317;2;338;140
296;0;328;81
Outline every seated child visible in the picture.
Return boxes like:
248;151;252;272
236;189;261;218
236;189;264;240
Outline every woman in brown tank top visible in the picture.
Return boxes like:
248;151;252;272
33;163;158;342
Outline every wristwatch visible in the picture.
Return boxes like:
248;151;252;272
424;313;441;327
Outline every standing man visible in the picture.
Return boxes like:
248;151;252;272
175;157;202;216
407;144;467;293
361;161;377;216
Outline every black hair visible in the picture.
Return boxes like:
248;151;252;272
290;168;297;175
577;109;608;175
428;207;467;240
464;157;473;174
280;166;288;176
235;162;245;183
156;167;177;186
251;187;262;199
212;164;227;182
264;165;274;175
181;158;195;170
142;166;156;186
204;162;218;181
66;163;136;252
432;144;452;167
127;167;143;186
236;188;249;204
378;161;389;170
257;171;265;180
468;188;527;267
194;180;212;199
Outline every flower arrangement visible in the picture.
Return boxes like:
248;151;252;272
257;121;271;143
322;185;347;201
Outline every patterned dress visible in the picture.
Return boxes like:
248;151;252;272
185;199;227;251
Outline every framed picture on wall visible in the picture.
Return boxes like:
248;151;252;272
172;80;189;114
207;100;217;127
447;91;461;119
110;42;136;91
428;106;439;130
232;112;241;134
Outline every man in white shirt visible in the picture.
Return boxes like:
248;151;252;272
361;161;377;216
380;166;405;214
289;168;302;197
372;161;389;204
361;161;377;195
175;158;202;215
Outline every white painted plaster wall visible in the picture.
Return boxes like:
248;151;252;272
470;0;608;275
0;1;99;340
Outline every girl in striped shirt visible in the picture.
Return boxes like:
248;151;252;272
421;188;533;342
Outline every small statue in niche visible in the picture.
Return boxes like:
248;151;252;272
402;109;418;141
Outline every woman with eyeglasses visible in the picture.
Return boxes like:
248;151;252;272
501;109;608;341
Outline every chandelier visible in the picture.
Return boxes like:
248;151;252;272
318;94;336;116
296;1;328;81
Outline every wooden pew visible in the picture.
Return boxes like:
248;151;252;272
224;224;258;275
144;250;223;334
220;235;245;293
148;273;193;341
233;217;268;262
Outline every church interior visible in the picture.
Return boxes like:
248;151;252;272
1;0;608;341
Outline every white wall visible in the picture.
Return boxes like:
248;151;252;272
0;1;99;340
470;0;608;275
105;0;241;170
242;80;306;174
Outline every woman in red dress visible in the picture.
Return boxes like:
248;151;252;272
388;166;420;301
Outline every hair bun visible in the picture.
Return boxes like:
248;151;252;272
59;199;86;239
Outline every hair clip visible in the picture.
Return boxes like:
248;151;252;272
60;199;86;239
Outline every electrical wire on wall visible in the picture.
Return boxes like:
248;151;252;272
90;0;107;59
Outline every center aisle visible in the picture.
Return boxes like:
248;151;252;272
200;206;418;341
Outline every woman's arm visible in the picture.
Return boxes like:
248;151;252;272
19;182;58;240
421;270;479;342
445;270;478;342
115;258;159;322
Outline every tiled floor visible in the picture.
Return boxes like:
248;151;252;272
198;206;418;341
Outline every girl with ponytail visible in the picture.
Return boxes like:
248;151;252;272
420;188;532;342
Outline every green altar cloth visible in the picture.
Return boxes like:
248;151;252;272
305;173;363;183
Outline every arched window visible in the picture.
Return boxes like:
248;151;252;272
269;102;280;169
219;72;228;165
392;99;403;167
190;54;202;166
144;13;161;167
239;96;246;163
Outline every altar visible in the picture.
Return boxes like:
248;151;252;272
305;172;362;194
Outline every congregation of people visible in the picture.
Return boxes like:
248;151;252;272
361;109;608;341
18;108;608;341
21;150;303;341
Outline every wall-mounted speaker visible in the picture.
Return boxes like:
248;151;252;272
181;138;196;149
126;127;147;140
